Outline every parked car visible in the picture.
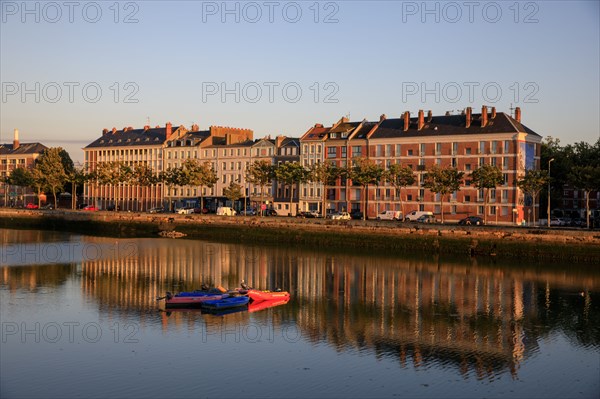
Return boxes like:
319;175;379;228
40;204;54;210
264;209;278;216
376;210;402;221
77;203;89;210
297;211;317;218
458;216;484;225
404;211;433;222
25;203;39;209
328;211;351;220
83;205;98;211
148;207;165;214
106;204;121;211
216;206;236;216
416;214;436;224
350;210;364;220
239;208;257;216
176;207;195;215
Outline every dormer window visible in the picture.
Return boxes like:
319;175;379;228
136;138;141;142
330;133;337;138
100;140;105;144
341;133;348;138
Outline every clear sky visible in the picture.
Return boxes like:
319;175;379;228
1;0;599;163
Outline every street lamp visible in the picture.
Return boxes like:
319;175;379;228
547;158;554;228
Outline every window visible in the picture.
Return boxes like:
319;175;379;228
436;143;442;155
386;145;392;157
502;190;509;203
478;206;484;215
316;145;321;154
491;157;497;167
396;144;401;156
420;143;426;155
407;149;413;156
352;146;362;157
310;145;315;154
479;141;485;154
376;145;383;157
341;147;347;158
452;142;458;155
436;158;442;166
465;163;471;171
491;141;498;154
465;147;472;155
503;173;509;186
327;147;336;158
479;157;485;167
504;140;510;154
465;195;471;203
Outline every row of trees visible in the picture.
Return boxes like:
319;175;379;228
542;137;600;228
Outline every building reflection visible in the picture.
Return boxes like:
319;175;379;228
2;235;598;379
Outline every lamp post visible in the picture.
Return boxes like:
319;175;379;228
547;158;554;228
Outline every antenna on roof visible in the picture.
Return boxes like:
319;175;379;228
345;112;350;120
509;103;515;117
146;116;150;126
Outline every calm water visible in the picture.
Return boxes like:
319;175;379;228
1;228;599;398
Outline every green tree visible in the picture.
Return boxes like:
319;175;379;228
423;166;464;224
274;162;307;216
308;161;342;218
246;160;274;216
470;164;504;224
568;166;600;228
96;161;132;211
347;158;385;220
189;160;218;212
385;163;415;219
131;163;156;211
159;167;183;211
8;167;34;207
223;181;243;206
517;170;549;226
35;147;70;209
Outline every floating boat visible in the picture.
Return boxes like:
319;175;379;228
164;291;230;308
201;295;250;310
247;289;290;303
248;297;290;313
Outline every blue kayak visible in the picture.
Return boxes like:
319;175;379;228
201;296;249;310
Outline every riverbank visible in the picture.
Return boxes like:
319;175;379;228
1;209;599;263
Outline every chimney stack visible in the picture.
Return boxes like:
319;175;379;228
102;128;109;135
191;123;199;132
491;107;496;119
465;107;472;128
418;110;424;130
481;105;488;128
166;122;173;140
112;127;117;134
341;116;349;123
143;125;150;131
379;114;387;122
13;128;19;150
403;111;410;131
427;110;433;122
515;107;521;123
276;135;285;148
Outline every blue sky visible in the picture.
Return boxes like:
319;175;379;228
1;0;599;162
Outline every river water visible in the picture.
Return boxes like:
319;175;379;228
1;228;598;398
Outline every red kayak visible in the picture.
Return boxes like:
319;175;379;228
248;297;290;313
247;289;290;303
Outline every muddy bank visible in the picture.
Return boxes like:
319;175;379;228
1;209;599;263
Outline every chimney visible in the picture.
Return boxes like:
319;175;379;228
112;127;117;134
102;128;109;135
515;107;521;123
465;107;472;128
418;110;424;130
314;123;323;128
166;122;173;140
191;124;199;132
379;114;387;122
403;111;410;131
276;135;285;148
491;107;496;119
427;110;433;122
13;128;19;150
445;111;451;116
143;125;150;131
481;105;488;128
341;116;349;123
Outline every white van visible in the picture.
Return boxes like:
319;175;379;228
404;210;433;222
217;206;236;216
376;210;402;220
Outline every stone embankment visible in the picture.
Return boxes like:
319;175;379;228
1;209;599;263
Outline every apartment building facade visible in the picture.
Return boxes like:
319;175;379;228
0;129;48;206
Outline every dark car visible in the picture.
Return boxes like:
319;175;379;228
265;209;278;216
239;208;257;216
458;216;484;226
350;211;364;220
296;211;317;218
106;204;121;211
148;207;165;214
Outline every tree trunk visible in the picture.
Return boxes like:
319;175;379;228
484;187;489;224
321;184;326;218
53;188;58;209
532;193;537;226
586;190;590;229
362;185;367;220
289;184;293;217
440;196;444;223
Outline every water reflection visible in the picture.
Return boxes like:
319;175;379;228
1;233;599;383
